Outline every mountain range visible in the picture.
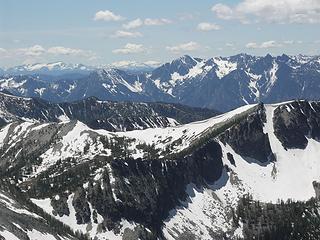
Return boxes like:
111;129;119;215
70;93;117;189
1;53;320;239
1;54;320;111
0;91;218;131
1;98;320;239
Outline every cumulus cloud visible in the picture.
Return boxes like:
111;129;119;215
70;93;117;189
94;10;124;21
112;43;146;54
197;22;221;31
1;45;96;59
246;40;282;49
144;18;171;26
17;45;46;56
166;41;200;53
211;4;236;20
212;0;320;24
112;30;142;38
123;18;171;29
123;18;143;29
47;46;86;55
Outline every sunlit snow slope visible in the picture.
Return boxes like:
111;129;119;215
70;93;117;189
1;100;320;240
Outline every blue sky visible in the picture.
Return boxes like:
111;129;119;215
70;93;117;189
0;0;320;67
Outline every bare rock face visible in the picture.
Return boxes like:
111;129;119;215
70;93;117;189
273;101;320;149
122;226;155;240
219;104;274;163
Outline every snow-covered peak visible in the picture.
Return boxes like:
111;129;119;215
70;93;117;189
108;60;161;73
5;62;96;76
212;57;238;79
290;54;314;65
25;61;67;71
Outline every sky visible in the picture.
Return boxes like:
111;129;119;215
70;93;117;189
0;0;320;67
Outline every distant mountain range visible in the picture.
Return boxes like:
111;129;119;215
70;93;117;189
0;62;96;76
1;54;320;111
0;61;160;76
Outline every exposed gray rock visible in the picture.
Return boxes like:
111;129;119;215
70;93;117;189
273;101;320;149
219;104;274;163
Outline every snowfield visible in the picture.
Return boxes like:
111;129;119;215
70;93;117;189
163;103;320;239
2;100;320;239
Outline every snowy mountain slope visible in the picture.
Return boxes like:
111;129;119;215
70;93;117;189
108;61;161;74
163;101;320;239
1;100;320;239
0;188;78;240
0;104;254;180
0;91;218;131
1;54;320;111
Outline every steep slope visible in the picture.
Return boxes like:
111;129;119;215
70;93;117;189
1;100;320;239
0;184;81;240
0;91;218;131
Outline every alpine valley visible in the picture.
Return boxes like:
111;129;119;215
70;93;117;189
1;54;320;240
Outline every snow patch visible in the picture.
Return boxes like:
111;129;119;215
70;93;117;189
213;57;237;79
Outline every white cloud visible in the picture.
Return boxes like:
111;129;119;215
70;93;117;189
94;10;124;21
143;60;161;67
47;46;85;55
211;4;236;20
123;18;143;29
246;40;282;49
166;41;200;53
2;45;96;59
122;18;171;29
111;60;136;68
18;45;46;56
112;30;142;38
226;43;235;47
144;18;171;26
0;48;7;54
197;22;221;31
112;43;146;54
178;13;197;21
283;40;294;45
212;0;320;24
245;42;259;49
